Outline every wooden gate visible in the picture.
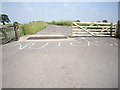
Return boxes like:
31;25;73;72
0;25;15;44
71;22;116;37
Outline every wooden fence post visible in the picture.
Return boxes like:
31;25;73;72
110;23;113;37
13;22;20;40
115;20;120;38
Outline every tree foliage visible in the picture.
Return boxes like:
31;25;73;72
13;21;19;27
102;20;108;23
0;14;11;25
75;20;80;22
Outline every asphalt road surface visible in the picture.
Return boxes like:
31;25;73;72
2;25;119;88
36;25;71;36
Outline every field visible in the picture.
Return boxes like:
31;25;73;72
49;20;72;26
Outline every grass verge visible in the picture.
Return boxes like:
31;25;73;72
20;22;48;36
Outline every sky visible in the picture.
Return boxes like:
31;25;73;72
2;2;118;24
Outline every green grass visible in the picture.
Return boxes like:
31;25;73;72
49;20;72;26
20;22;48;36
0;22;47;44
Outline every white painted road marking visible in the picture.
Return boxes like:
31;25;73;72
41;42;49;48
81;37;85;40
70;42;72;45
110;41;118;46
29;42;49;49
58;42;61;47
29;42;36;48
88;41;90;46
6;39;117;50
70;42;87;47
19;42;31;50
81;37;90;46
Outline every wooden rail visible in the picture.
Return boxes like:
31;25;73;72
71;22;116;37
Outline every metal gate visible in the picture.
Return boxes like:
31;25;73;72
71;22;116;37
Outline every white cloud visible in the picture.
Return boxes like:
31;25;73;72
25;7;34;12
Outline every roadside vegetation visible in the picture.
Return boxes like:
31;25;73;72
48;20;109;27
48;20;72;26
20;22;48;36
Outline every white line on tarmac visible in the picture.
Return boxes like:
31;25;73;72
19;42;31;50
70;42;72;45
88;41;90;46
110;44;113;46
110;41;118;46
40;42;49;48
70;42;86;47
81;37;90;46
81;37;88;41
58;42;61;47
81;37;85;39
29;42;36;48
29;42;49;49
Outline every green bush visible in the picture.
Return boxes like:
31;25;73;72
20;22;47;36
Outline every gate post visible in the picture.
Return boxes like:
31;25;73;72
110;23;113;37
13;22;20;41
115;20;120;38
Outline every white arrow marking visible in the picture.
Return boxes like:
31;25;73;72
19;42;31;50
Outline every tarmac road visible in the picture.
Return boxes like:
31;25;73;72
2;25;119;88
36;25;71;36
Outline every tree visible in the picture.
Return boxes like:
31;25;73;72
97;21;101;23
13;21;19;27
102;20;108;23
0;14;11;25
75;20;80;22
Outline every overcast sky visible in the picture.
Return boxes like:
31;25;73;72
2;2;118;23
